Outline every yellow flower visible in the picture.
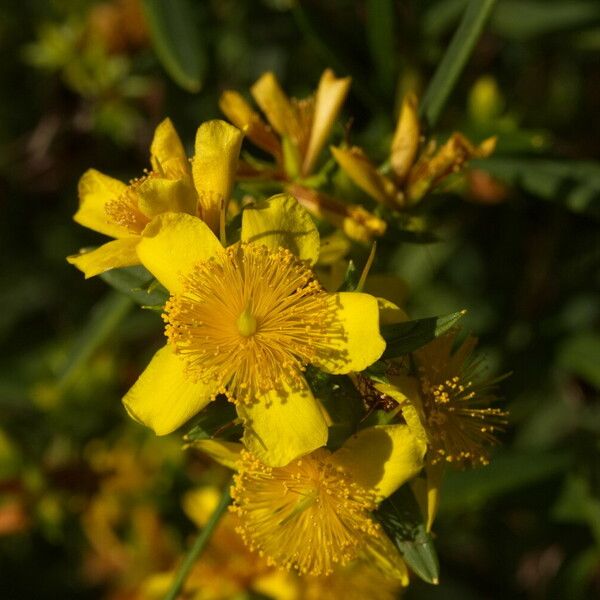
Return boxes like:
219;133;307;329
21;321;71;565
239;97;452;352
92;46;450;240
67;118;243;278
376;330;508;468
124;195;386;466
220;70;386;242
220;69;350;179
331;92;496;208
298;560;404;600
195;423;425;579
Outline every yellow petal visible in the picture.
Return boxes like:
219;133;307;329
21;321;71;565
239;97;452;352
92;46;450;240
136;212;224;294
373;375;427;445
192;119;243;232
74;169;130;238
241;193;319;265
238;379;328;467
313;292;386;374
331;146;399;207
187;439;243;471
67;237;140;278
317;230;351;266
183;488;221;527
364;532;410;585
150;118;191;181
137;177;196;217
250;71;296;137
370;287;409;323
123;345;216;435
303;69;351;176
411;462;444;532
253;571;298;600
333;424;426;500
407;133;497;202
219;90;281;158
390;92;420;183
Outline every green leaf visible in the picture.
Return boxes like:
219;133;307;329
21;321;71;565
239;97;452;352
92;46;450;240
184;396;240;442
420;0;497;129
366;0;396;96
100;265;169;307
337;259;359;292
57;291;133;393
381;310;466;358
440;450;572;512
375;485;440;584
492;1;600;41
474;157;600;217
141;0;205;93
557;333;600;389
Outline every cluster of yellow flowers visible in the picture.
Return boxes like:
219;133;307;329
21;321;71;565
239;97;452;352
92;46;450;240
68;70;506;595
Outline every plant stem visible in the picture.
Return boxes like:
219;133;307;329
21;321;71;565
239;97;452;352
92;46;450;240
419;0;496;129
163;481;232;600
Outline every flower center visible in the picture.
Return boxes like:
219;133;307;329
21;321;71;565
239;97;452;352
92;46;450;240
236;304;257;337
105;175;155;234
230;449;380;575
420;373;507;466
163;243;341;404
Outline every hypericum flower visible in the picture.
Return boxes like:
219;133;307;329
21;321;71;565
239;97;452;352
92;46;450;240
376;330;508;469
124;195;386;466
67;118;242;278
331;92;496;208
299;560;405;600
193;423;425;579
220;70;386;242
220;69;350;179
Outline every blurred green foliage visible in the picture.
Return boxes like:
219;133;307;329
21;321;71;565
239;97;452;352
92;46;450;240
0;0;599;598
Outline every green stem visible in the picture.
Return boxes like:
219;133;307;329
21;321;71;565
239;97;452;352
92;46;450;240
419;0;496;129
163;481;232;600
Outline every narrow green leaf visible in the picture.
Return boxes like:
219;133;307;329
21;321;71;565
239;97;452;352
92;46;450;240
100;265;169;307
420;0;497;128
381;310;466;358
493;1;600;41
57;291;133;393
473;157;600;217
366;0;396;96
440;450;572;512
141;0;205;93
375;485;440;584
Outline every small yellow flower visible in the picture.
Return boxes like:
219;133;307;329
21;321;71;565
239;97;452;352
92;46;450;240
124;195;386;466
194;423;425;579
220;69;350;179
67;118;243;278
220;70;386;242
377;330;508;468
331;92;496;208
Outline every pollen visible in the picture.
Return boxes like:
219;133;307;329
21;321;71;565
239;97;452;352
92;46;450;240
163;243;342;404
104;175;154;234
230;449;381;575
416;334;508;467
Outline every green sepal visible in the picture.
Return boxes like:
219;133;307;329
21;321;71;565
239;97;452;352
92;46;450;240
337;260;359;292
184;396;241;443
375;485;440;585
381;310;466;358
305;367;364;451
100;265;169;308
